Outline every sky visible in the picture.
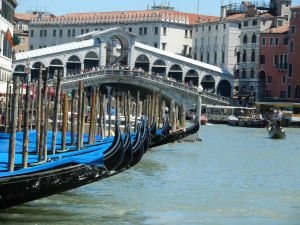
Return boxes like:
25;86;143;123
15;0;300;17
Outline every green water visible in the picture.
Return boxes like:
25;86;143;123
1;124;300;225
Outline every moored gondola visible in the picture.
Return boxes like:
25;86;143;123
115;125;133;171
0;121;124;210
128;123;144;167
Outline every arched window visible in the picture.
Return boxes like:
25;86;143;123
251;68;255;78
68;55;80;62
243;50;247;62
252;33;256;43
251;50;255;62
243;34;247;44
207;52;210;63
50;59;63;66
295;85;300;98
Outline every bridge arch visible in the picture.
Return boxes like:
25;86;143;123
84;51;99;70
13;64;26;78
217;79;232;97
50;59;63;78
201;75;215;92
135;54;150;72
152;59;166;75
185;69;199;86
168;64;183;82
31;62;45;80
67;55;82;75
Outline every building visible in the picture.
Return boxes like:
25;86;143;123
26;5;218;56
259;24;289;100
287;6;300;101
192;0;292;102
13;12;38;54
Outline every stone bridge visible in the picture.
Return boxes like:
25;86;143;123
60;69;235;109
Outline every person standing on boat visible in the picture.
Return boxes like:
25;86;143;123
274;109;283;127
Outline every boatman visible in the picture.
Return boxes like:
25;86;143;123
274;109;283;127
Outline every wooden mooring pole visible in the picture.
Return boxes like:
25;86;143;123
22;81;31;168
18;78;24;132
36;65;42;152
8;77;19;172
134;91;140;132
88;89;96;144
76;81;83;150
4;80;10;132
61;92;68;151
70;89;76;146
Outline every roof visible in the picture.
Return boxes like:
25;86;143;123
14;12;38;21
134;42;232;76
291;6;300;10
262;24;290;34
29;9;219;25
224;12;273;21
15;39;96;61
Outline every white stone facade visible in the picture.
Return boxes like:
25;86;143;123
0;0;17;86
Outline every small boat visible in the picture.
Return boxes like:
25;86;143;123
267;125;286;139
201;115;207;125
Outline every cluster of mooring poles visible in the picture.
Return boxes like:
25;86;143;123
4;66;192;172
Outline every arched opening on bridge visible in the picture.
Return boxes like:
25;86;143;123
201;75;215;92
168;64;183;82
184;70;199;87
106;35;129;66
50;59;63;79
135;55;150;72
67;55;81;75
31;62;45;80
217;80;231;97
152;59;166;75
13;64;26;78
84;51;99;70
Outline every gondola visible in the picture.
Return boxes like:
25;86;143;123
128;123;144;167
149;116;157;142
115;125;133;171
149;118;200;148
149;117;170;146
267;124;286;139
0;122;124;210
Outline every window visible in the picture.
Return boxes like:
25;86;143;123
144;27;147;35
200;53;203;61
266;90;271;98
288;63;293;77
223;24;226;29
30;30;34;37
251;50;255;62
252;33;256;43
163;27;167;35
81;29;84;34
239;23;241;29
280;91;286;98
251;69;255;78
274;55;278;66
285;15;289;21
30;45;33;50
59;29;63;37
260;54;265;64
243;34;247;44
278;20;283;26
190;30;192;38
275;38;279;46
253;19;257;26
237;51;240;63
267;75;272;83
208;26;211;31
284;55;288;69
207;53;210;63
196;27;198;32
222;52;225;63
162;43;166;50
40;30;43;37
86;29;89;33
289;40;294;52
244;21;248;27
129;27;132;32
285;1;289;7
185;30;188;38
214;52;217;64
72;29;76;37
53;29;56;37
68;29;71;37
282;76;286;84
44;30;47;37
139;27;143;35
295;85;300;98
291;26;295;34
95;28;98;31
262;37;266;45
269;37;273;46
216;25;218;30
154;43;158;48
243;50;247;62
154;27;158;35
242;69;246;78
288;85;291;98
284;37;288;45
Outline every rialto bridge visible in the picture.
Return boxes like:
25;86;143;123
13;27;234;106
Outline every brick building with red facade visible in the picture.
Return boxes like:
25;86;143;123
287;6;300;101
260;24;289;100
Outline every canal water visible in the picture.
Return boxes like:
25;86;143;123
1;124;300;225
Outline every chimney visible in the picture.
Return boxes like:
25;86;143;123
221;5;227;20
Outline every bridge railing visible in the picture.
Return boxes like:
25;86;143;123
62;69;199;94
201;90;236;105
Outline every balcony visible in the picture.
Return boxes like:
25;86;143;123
275;63;288;70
